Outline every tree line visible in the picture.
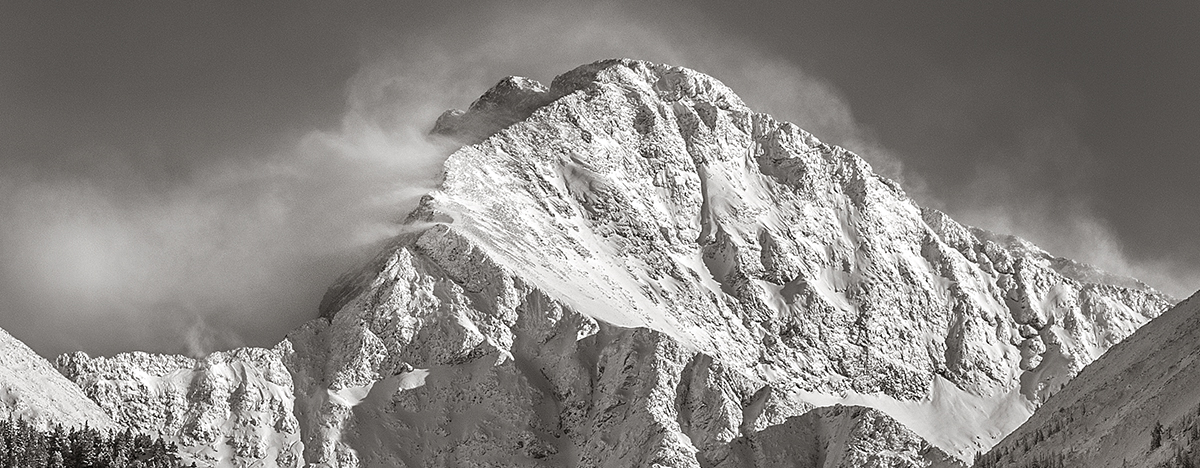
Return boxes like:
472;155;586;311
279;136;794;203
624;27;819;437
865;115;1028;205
0;418;190;468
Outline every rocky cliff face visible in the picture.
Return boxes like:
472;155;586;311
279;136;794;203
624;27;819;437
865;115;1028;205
722;405;963;468
0;327;114;430
978;291;1200;468
30;59;1174;467
57;346;302;467
283;59;1171;466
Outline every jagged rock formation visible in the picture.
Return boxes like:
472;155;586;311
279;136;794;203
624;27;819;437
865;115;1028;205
0;327;115;430
57;347;302;468
430;75;554;144
285;59;1171;466
722;405;963;468
977;292;1200;468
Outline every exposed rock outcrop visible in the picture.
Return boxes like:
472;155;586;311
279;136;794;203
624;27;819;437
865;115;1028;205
57;346;302;467
722;405;964;468
978;292;1200;468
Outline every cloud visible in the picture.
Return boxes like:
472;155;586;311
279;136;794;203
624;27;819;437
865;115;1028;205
347;2;905;176
181;315;245;360
948;115;1200;299
0;114;454;357
957;199;1200;300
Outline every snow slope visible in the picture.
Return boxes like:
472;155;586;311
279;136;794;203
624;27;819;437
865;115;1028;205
0;327;114;430
978;291;1200;467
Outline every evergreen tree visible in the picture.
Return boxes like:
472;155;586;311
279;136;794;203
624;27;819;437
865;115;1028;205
0;426;7;468
48;451;65;468
0;418;184;468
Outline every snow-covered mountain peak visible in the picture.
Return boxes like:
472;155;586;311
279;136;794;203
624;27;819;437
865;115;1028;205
548;59;747;110
432;75;552;143
431;59;748;147
14;59;1173;467
300;59;1172;464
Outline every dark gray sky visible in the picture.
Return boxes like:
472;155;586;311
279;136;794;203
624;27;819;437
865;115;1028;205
2;0;1198;358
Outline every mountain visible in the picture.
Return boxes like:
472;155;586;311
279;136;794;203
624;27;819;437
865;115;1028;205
977;291;1200;468
18;59;1173;467
0;327;114;430
282;59;1169;466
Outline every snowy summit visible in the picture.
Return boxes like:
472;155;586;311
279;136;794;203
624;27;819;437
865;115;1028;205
0;59;1179;467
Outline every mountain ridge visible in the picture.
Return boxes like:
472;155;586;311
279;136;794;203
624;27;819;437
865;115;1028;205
0;58;1175;467
298;58;1170;465
978;290;1200;467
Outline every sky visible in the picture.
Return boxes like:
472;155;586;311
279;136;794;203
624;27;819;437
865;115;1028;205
2;0;1198;359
